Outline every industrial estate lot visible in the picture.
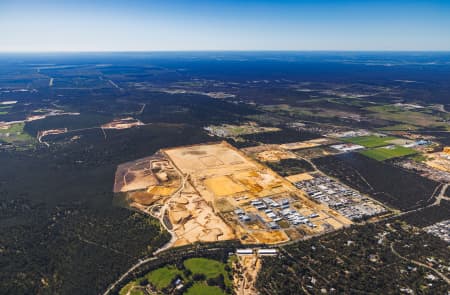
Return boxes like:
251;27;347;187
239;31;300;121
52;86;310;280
115;141;352;246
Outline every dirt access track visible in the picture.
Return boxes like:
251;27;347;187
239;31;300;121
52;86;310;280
114;141;352;248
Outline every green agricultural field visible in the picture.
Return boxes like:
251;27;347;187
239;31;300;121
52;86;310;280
378;124;419;131
342;135;396;148
360;146;417;161
0;122;34;144
184;258;225;279
146;265;182;290
184;283;226;295
366;105;450;129
0;105;12;113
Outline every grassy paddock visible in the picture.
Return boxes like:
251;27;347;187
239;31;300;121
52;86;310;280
184;283;226;295
360;146;417;161
146;265;182;290
183;258;225;279
0;122;34;143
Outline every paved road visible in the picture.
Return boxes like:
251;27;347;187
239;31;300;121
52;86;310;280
102;256;158;295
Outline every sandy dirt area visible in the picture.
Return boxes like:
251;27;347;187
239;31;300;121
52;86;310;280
101;117;144;129
279;138;331;150
425;152;450;173
204;175;247;196
241;144;297;162
164;142;254;176
255;149;297;162
115;141;352;248
233;254;261;295
250;231;289;244
128;191;161;206
169;181;235;246
147;185;177;196
114;156;159;192
285;172;314;183
164;142;351;245
114;154;180;193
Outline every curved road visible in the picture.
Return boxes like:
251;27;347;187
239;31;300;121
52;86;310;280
103;159;189;294
102;256;158;295
390;242;449;285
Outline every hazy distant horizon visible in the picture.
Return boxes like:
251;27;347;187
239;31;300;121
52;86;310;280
1;50;450;54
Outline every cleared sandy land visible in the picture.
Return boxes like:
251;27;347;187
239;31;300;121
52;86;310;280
163;142;351;245
279;138;331;150
285;172;314;183
242;144;297;162
147;185;177;196
250;231;289;244
233;254;261;295
114;158;159;192
425;153;450;173
204;176;247;196
114;154;179;193
255;149;297;162
115;141;352;248
164;142;253;176
128;191;160;206
102;117;144;130
169;181;235;247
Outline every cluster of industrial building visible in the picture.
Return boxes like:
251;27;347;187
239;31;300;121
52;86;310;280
234;196;319;230
424;220;450;243
294;175;386;220
325;129;371;138
330;143;364;152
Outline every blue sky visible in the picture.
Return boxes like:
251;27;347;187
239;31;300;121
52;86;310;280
0;0;449;51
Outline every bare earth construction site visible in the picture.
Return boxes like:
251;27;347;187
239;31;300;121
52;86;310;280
114;141;351;247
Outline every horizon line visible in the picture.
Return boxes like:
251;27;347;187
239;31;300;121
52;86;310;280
1;49;450;54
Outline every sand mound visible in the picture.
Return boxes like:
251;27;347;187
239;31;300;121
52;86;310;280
129;191;158;205
175;197;189;204
170;210;192;224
